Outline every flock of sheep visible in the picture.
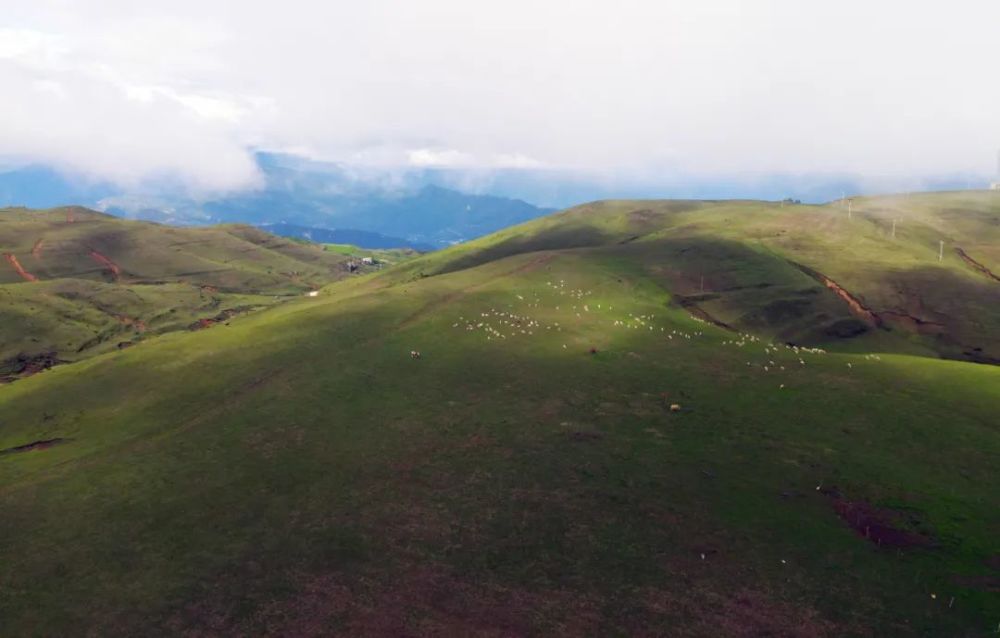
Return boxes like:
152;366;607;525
445;277;882;389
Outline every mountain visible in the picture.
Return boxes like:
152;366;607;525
0;206;357;377
257;223;434;251
0;191;998;636
0;165;116;209
189;174;555;247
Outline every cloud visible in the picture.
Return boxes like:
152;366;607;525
407;148;474;168
1;1;999;193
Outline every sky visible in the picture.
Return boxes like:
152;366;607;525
2;0;999;195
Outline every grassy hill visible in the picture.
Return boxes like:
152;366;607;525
0;193;997;636
0;206;353;378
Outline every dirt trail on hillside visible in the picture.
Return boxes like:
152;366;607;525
955;247;1000;283
4;254;38;282
89;250;122;280
788;261;881;327
672;295;737;331
31;239;44;259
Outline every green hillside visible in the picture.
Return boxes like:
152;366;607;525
0;206;353;378
0;193;997;636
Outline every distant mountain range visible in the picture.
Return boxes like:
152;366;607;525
257;223;434;251
0;153;556;249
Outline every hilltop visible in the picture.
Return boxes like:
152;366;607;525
0;206;356;378
0;192;997;636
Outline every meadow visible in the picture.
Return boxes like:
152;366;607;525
0;193;997;636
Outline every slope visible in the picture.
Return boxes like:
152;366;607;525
0;206;353;377
0;193;997;636
388;192;1000;363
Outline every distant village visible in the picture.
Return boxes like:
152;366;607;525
344;256;379;273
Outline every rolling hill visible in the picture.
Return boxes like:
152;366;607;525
0;206;355;379
0;192;997;636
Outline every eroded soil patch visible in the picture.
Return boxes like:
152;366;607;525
4;254;38;282
0;352;63;382
0;438;68;455
89;250;122;281
188;305;260;330
955;247;1000;283
824;489;934;549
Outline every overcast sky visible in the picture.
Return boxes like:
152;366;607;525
2;1;999;193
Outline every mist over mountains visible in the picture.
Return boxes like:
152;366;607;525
1;151;991;249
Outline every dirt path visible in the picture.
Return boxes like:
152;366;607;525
672;295;737;331
31;239;44;259
89;250;122;281
788;261;881;327
955;247;1000;283
4;254;38;282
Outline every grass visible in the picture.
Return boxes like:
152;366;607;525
0;206;354;372
0;193;997;635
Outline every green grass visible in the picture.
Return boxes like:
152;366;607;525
0;193;997;635
0;207;354;373
323;242;421;265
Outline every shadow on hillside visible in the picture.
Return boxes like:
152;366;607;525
876;265;1000;364
600;237;863;345
610;236;1000;364
434;225;613;276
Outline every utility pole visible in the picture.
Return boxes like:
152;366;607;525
848;199;852;220
891;219;897;239
939;240;944;262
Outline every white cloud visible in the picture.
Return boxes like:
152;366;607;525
1;1;999;192
407;148;474;168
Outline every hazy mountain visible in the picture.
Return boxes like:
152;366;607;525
258;223;433;251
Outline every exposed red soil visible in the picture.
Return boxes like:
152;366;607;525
4;253;38;282
819;277;881;326
31;238;44;259
0;438;67;455
826;492;934;549
955;247;1000;283
66;209;75;223
788;261;881;326
188;306;257;330
89;250;121;280
0;352;64;382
